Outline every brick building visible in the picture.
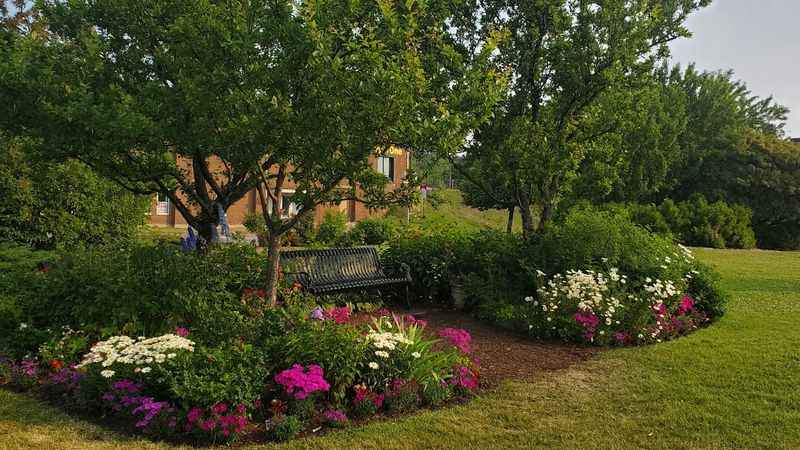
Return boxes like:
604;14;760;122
147;146;410;229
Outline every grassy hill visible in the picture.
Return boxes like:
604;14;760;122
409;189;522;233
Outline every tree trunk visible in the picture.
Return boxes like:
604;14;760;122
196;221;217;253
537;199;554;233
517;189;536;239
264;230;282;305
506;207;515;234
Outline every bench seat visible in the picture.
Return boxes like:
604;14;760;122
279;246;411;305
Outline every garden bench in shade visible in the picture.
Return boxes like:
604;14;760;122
279;246;412;307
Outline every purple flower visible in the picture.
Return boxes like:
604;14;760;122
112;379;142;393
310;307;325;321
323;409;348;423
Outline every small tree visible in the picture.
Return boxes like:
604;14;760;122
448;0;709;238
4;0;503;300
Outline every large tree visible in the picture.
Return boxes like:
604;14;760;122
4;0;503;300
449;0;709;237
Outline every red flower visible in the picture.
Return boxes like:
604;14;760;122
256;288;267;298
50;359;64;370
243;288;254;297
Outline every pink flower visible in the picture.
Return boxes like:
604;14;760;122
199;419;217;431
323;409;348;423
325;306;351;324
405;314;428;328
211;402;228;415
175;327;189;337
438;328;472;354
274;364;331;400
451;366;479;389
186;407;204;423
574;309;600;340
678;295;695;315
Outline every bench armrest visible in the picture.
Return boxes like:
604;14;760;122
400;263;412;282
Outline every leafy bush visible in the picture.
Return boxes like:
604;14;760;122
315;211;348;245
384;205;727;345
269;415;303;442
621;196;757;249
9;241;267;357
0;137;148;249
350;217;400;245
168;342;271;408
279;320;369;404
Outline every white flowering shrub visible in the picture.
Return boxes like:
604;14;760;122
525;250;709;345
77;334;195;379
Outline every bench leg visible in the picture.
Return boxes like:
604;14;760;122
405;284;411;310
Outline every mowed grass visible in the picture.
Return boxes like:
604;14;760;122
2;249;799;449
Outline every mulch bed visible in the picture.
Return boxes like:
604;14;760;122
410;308;600;387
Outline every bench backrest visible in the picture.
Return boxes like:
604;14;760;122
280;246;385;286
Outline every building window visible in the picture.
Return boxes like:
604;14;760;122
377;156;395;182
268;190;301;218
156;192;171;216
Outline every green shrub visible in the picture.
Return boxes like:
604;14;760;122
381;225;473;303
384;204;727;345
687;262;727;318
12;241;268;355
350;217;400;245
0;136;148;249
619;196;757;249
675;194;756;249
628;203;672;236
270;415;303;442
279;321;369;404
316;211;348;245
168;342;270;408
421;381;452;406
383;380;420;414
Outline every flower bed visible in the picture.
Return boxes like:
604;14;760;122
0;304;479;444
524;250;708;345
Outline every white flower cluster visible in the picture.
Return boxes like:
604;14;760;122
643;277;679;303
77;334;194;378
533;269;627;326
365;330;412;369
678;244;694;262
367;331;411;352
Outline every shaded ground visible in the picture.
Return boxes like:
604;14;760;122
409;308;600;387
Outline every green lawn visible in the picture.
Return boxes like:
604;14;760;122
2;249;799;449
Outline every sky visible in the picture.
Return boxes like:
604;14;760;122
669;0;800;137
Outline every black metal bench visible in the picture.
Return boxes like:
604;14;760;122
279;246;412;306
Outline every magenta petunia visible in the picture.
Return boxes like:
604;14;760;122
274;364;331;400
438;328;472;354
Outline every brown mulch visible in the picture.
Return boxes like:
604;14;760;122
409;308;600;387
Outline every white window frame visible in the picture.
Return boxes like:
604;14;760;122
156;192;171;216
267;189;301;218
377;156;395;181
